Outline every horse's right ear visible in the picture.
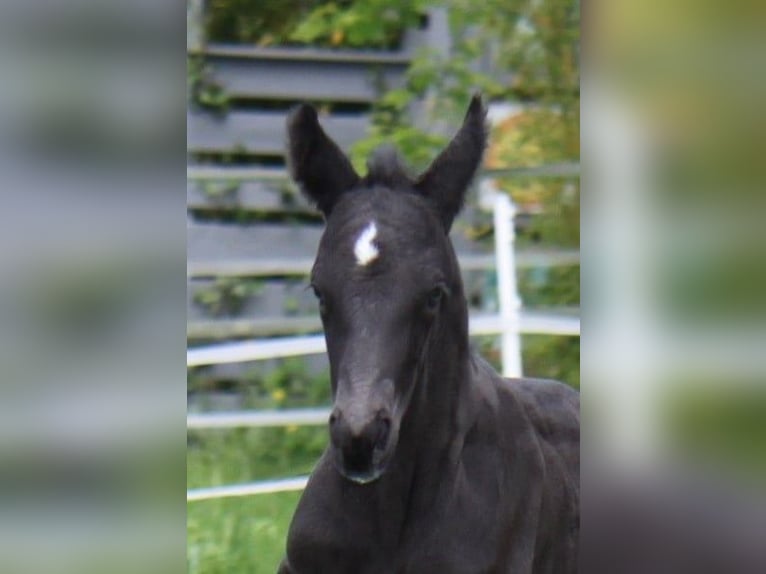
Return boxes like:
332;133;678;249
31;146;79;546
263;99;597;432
287;104;360;217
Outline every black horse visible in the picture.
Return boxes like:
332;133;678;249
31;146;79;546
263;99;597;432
278;96;579;573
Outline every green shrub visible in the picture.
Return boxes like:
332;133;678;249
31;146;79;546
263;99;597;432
203;0;423;49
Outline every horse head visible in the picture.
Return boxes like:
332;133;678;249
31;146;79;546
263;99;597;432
286;97;487;484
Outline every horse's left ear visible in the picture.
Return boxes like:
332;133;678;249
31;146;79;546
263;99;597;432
287;104;360;217
415;95;488;232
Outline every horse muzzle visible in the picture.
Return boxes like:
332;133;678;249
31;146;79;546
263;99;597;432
328;405;394;484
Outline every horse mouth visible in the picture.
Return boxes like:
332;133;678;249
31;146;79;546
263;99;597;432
340;466;386;485
330;411;395;485
333;446;391;485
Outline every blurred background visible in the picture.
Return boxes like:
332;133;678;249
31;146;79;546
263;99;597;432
0;0;763;573
582;1;766;571
0;2;186;574
186;1;579;572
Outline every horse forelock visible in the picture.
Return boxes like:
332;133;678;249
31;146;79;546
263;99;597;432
363;146;413;191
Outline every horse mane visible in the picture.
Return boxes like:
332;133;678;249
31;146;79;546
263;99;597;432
363;146;414;190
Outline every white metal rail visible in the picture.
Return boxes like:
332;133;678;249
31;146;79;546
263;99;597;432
188;408;331;430
188;476;310;502
187;312;580;367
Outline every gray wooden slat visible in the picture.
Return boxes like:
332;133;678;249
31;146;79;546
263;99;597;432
186;202;579;277
187;110;369;155
187;222;324;266
188;317;321;339
187;180;313;214
484;162;580;179
186;221;493;277
187;166;288;181
194;45;414;64
188;269;491;326
187;255;500;278
202;54;408;103
186;164;581;182
188;280;317;322
188;241;577;279
186;251;579;278
189;258;316;278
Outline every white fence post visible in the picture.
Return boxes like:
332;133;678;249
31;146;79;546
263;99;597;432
480;179;523;377
495;192;524;378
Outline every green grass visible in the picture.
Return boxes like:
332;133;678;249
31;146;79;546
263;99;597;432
188;491;302;574
188;426;328;574
188;427;328;488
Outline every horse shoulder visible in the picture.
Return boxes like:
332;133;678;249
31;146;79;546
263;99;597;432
501;377;580;572
504;377;579;476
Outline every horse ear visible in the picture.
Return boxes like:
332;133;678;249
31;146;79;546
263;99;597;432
415;95;488;231
287;104;360;217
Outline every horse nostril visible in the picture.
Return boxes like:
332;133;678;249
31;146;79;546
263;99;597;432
329;409;340;427
375;416;391;450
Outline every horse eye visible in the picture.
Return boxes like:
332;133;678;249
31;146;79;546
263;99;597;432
425;286;444;311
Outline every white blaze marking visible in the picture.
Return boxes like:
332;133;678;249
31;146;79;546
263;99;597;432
353;221;379;266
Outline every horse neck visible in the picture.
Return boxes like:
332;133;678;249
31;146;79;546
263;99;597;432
373;296;473;541
401;294;472;462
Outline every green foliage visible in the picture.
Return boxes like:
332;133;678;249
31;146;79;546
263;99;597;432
198;180;241;199
291;0;426;49
349;0;579;177
260;358;332;407
518;266;579;307
351;0;578;159
193;277;264;317
522;335;579;389
188;357;331;408
204;0;320;46
349;42;504;172
188;56;229;113
203;0;422;49
282;295;301;316
350;119;447;174
517;183;580;246
448;0;580;107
